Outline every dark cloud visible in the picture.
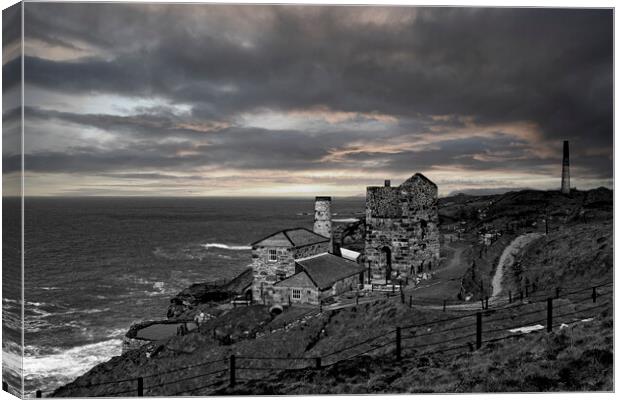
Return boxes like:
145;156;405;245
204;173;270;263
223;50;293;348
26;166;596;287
2;3;21;49
11;4;614;192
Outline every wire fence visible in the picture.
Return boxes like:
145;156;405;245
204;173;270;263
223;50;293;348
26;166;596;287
23;280;612;398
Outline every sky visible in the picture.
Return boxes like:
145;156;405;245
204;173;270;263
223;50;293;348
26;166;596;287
2;4;614;197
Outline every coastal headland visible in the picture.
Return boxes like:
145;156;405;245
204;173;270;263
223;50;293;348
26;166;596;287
50;188;612;396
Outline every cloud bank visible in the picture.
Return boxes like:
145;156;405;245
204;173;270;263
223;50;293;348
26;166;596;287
3;4;612;196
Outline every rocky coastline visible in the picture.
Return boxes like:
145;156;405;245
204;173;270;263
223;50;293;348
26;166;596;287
120;267;254;355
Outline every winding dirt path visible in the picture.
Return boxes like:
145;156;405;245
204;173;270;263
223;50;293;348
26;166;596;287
323;234;544;313
490;233;543;301
399;233;543;312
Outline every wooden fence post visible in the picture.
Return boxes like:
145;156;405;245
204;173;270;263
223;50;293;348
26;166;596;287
592;287;597;303
476;312;482;349
395;327;402;361
229;355;236;387
137;377;143;397
547;298;553;333
315;357;321;369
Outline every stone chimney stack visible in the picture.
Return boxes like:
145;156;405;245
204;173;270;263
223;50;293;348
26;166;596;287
314;196;332;249
561;140;570;194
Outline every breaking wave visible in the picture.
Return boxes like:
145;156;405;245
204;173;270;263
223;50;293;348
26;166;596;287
332;218;360;223
202;243;251;251
23;339;123;395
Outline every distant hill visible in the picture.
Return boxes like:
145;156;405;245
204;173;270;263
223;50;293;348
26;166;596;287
445;187;533;197
438;187;612;229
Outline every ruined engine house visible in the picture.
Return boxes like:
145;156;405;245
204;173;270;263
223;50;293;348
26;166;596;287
364;173;440;284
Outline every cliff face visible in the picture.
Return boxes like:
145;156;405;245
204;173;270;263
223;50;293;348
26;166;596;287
167;268;254;318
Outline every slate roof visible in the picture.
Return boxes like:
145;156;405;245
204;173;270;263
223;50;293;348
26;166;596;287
273;271;316;288
295;253;365;290
251;227;329;247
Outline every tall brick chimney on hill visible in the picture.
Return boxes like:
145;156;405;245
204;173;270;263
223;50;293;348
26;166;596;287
314;196;332;250
561;140;570;194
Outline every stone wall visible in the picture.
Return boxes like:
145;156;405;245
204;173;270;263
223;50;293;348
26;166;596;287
293;242;330;259
366;187;402;218
251;245;295;302
328;274;361;297
251;242;328;304
275;286;320;305
364;174;440;284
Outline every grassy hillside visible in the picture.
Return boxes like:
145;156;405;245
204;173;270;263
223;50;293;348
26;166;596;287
504;220;613;297
221;308;612;394
52;286;612;396
439;188;612;233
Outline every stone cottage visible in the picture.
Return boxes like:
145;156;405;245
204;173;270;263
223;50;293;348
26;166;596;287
364;173;440;285
274;253;364;305
250;197;365;305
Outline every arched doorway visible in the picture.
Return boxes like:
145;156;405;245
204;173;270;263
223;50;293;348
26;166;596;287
380;246;392;284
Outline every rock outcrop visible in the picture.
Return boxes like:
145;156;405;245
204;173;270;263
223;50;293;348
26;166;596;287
167;267;254;318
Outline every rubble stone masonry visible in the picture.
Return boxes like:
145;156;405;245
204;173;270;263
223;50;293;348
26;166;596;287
364;173;440;284
251;241;329;303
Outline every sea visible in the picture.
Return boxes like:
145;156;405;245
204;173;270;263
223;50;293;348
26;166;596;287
1;197;365;396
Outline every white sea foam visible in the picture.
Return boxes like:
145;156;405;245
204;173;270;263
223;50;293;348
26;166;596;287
332;218;360;223
105;328;128;338
80;308;111;314
3;298;47;307
3;348;23;376
23;339;123;390
30;307;53;318
202;243;251;251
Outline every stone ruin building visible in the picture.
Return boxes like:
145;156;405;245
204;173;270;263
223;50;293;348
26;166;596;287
364;173;440;285
250;197;364;306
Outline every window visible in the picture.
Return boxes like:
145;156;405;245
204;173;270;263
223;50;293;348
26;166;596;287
292;289;301;300
268;249;278;262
